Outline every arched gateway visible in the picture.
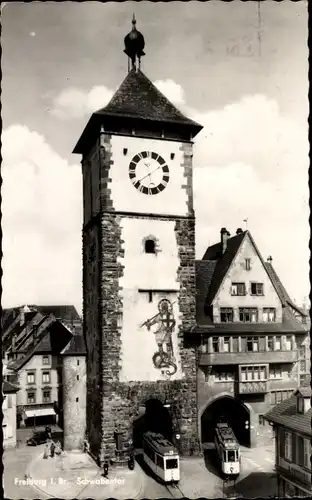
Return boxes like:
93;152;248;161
75;18;203;465
199;393;253;447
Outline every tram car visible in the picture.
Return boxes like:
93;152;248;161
214;422;241;477
142;431;180;483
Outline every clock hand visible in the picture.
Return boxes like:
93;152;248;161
138;165;161;183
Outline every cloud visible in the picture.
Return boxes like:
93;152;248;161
153;79;185;106
50;79;186;120
2;91;308;312
51;85;114;120
192;93;309;305
2;125;82;310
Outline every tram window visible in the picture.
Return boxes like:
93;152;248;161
166;458;178;469
227;451;236;462
156;455;164;469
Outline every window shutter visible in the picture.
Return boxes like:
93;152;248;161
279;428;285;458
291;433;297;463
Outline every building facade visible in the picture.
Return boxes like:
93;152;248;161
74;18;203;464
196;228;308;447
2;381;19;448
265;387;311;497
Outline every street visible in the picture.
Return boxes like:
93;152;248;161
3;429;277;500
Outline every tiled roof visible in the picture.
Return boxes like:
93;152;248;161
295;386;311;398
97;68;201;128
73;68;203;154
61;334;86;356
264;394;311;437
264;263;306;316
29;305;81;323
3;380;19;393
204;231;247;306
195;260;217;325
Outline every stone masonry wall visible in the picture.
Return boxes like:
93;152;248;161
98;213;199;464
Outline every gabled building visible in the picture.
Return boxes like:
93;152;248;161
7;320;74;427
264;385;311;497
196;228;309;447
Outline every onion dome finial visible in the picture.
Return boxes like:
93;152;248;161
124;15;145;72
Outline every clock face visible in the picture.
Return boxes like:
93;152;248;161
128;151;170;195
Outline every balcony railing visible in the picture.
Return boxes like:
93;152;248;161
199;350;298;366
237;380;268;394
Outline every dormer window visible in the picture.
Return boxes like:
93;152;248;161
145;239;156;254
297;395;304;414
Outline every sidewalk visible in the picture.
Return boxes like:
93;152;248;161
27;449;146;499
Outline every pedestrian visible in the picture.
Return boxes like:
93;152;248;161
50;441;55;458
43;443;49;459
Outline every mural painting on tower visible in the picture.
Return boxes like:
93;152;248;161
140;298;177;377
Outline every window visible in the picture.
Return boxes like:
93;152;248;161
216;372;234;382
297;396;304;414
220;308;233;323
304;439;311;468
145;239;156;254
231;283;246;296
76;397;79;402
251;282;264;296
42;356;49;365
285;432;292;461
270;365;282;379
300;375;307;385
285;336;292;351
77;375;79;380
267;337;274;351
43;390;51;403
27;372;35;384
276;391;282;403
42;371;50;384
239;308;258;323
27;392;36;404
77;360;80;366
241;365;266;382
247;336;259;352
245;258;251;271
156;454;164;468
263;308;276;322
259;415;265;426
232;336;239;352
223;337;230;352
212;337;219;353
275;336;281;350
166;459;178;469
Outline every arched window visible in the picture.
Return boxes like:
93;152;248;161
145;239;156;254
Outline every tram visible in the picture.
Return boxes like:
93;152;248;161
214;422;241;476
142;431;180;483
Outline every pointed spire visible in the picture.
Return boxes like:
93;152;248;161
124;15;145;72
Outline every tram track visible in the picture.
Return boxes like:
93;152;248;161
164;482;184;498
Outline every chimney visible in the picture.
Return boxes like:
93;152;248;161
220;228;229;254
236;228;243;235
19;306;25;326
11;333;16;351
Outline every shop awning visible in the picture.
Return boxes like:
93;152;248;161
24;408;56;418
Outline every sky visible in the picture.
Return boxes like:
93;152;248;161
1;1;309;314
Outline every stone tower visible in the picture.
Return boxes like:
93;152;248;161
62;335;87;451
73;18;203;465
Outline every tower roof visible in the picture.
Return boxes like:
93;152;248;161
73;68;202;154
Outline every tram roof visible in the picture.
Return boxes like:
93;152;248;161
143;432;178;456
215;423;239;449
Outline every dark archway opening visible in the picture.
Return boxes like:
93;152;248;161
133;398;173;448
201;396;250;447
